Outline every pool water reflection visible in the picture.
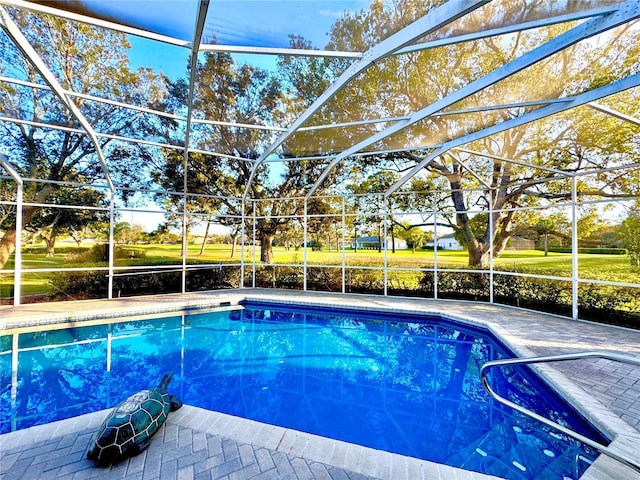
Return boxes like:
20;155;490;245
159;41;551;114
0;302;606;479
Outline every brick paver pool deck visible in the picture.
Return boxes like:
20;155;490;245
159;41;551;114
1;289;639;479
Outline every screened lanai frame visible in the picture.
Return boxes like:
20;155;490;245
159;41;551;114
0;0;639;324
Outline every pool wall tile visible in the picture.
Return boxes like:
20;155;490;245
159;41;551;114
372;450;393;479
328;439;349;469
389;452;407;479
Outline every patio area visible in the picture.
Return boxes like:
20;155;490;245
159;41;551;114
1;290;640;479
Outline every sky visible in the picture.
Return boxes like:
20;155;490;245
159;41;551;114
115;1;371;232
103;0;370;80
56;1;374;233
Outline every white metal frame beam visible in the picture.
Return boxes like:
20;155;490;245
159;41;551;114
0;115;255;165
0;6;115;191
199;5;617;59
0;154;23;305
0;0;191;47
3;0;617;61
385;73;640;197
453;148;572;177
180;0;210;295
307;0;640;200
397;5;619;56
588;102;640;127
0;74;571;134
243;0;491;199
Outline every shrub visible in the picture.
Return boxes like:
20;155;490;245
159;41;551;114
112;271;181;297
493;274;572;317
48;266;240;300
63;245;147;264
48;271;108;300
578;284;640;328
186;267;240;291
114;247;146;260
417;270;489;301
308;267;344;292
252;266;303;289
345;268;384;294
540;247;627;255
24;245;90;255
64;244;108;263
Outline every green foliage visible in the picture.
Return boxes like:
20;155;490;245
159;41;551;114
48;271;109;300
540;247;627;255
186;267;241;291
48;264;241;300
9;243;640;328
114;247;147;260
578;284;640;328
64;247;100;264
620;215;640;267
63;244;147;264
493;275;573;317
23;246;90;255
453;213;487;246
414;270;638;329
253;266;303;290
395;225;427;252
418;271;490;302
0;10;165;269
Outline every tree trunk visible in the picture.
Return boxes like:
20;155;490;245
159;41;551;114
199;221;211;256
467;247;490;268
0;202;42;269
544;232;549;256
354;225;358;253
230;233;237;258
260;232;275;263
391;225;396;253
43;236;56;257
450;180;486;267
0;229;17;268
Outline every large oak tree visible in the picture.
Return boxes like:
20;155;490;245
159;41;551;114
157;49;350;263
297;0;640;267
0;8;166;268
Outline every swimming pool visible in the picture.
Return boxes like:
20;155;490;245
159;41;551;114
0;301;606;479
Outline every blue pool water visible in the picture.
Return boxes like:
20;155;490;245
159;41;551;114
0;302;606;479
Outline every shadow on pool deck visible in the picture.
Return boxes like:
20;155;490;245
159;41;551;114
1;289;640;479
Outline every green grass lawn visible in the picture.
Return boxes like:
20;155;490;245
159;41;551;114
2;243;639;298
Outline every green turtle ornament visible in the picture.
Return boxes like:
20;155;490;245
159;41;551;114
87;372;182;466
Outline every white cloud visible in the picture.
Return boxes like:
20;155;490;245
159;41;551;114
317;8;346;18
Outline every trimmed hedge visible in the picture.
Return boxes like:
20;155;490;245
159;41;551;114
23;246;90;255
48;266;240;300
540;247;628;255
44;263;639;329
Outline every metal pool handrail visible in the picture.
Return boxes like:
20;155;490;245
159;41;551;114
480;351;640;473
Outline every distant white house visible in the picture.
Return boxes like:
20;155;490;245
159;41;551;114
346;236;407;250
425;234;534;251
426;233;463;250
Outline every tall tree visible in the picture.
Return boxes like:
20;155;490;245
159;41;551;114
23;184;108;256
157;49;349;263
0;8;166;268
620;205;640;267
310;0;640;267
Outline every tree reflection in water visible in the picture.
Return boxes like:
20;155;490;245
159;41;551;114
0;304;604;479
